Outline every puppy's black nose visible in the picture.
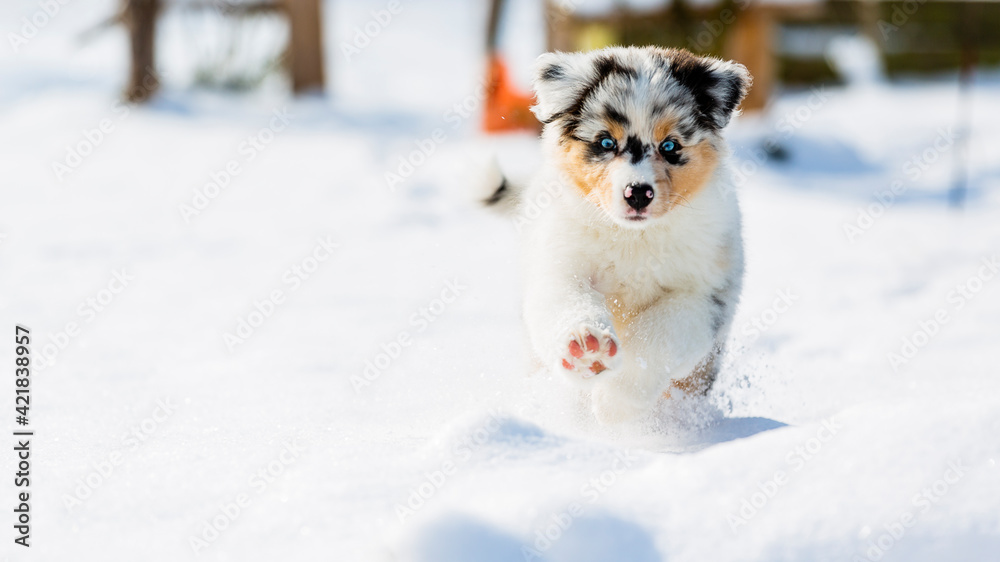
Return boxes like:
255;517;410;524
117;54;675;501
624;182;654;210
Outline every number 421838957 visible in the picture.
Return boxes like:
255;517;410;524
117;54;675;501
15;326;30;425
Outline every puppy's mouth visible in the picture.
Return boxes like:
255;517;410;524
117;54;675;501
617;208;654;227
623;202;651;223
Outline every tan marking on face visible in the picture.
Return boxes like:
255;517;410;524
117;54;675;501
557;140;609;204
659;139;719;209
557;115;625;205
671;140;719;200
606;120;626;141
560;136;670;222
654;115;720;209
653;116;680;143
556;119;720;223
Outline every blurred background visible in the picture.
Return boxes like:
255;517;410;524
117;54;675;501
6;0;995;199
13;0;1000;99
2;1;999;560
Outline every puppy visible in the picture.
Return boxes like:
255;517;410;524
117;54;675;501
487;46;750;424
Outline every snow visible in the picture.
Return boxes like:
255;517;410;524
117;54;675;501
2;0;999;560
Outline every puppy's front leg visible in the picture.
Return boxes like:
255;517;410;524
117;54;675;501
523;269;621;385
591;290;720;423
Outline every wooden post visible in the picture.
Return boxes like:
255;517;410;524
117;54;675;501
283;0;326;94
123;0;160;103
487;0;505;51
725;5;775;112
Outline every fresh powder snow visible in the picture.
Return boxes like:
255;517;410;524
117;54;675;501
1;0;998;560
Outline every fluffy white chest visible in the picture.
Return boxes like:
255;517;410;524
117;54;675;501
540;191;730;309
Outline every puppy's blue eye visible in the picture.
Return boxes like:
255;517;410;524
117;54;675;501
659;139;678;154
600;137;616;151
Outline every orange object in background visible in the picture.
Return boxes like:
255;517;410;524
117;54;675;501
482;53;540;133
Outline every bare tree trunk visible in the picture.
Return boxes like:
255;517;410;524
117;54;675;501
283;0;326;94
123;0;160;103
725;6;774;112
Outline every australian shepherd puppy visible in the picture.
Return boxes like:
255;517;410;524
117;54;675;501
486;46;751;424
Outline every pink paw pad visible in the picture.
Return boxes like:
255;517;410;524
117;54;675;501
560;327;620;378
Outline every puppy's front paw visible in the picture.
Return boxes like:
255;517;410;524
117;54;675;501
559;325;620;379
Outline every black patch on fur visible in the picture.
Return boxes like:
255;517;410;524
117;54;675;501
669;50;745;131
540;64;564;82
555;55;637;139
585;142;608;161
593;55;637;84
663;150;683;166
711;293;726;309
605;105;629;128
585;145;607;161
669;52;723;131
584;131;617;161
709;292;727;335
713;86;744;127
483;177;508;206
677;123;697;141
624;135;646;164
696;352;721;394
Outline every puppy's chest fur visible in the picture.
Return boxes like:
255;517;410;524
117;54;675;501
566;218;726;331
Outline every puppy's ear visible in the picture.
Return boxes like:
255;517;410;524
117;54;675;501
669;52;751;130
530;51;595;124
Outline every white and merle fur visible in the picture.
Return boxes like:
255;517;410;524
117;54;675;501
487;46;750;424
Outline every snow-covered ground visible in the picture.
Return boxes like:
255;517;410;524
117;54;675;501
1;1;999;560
